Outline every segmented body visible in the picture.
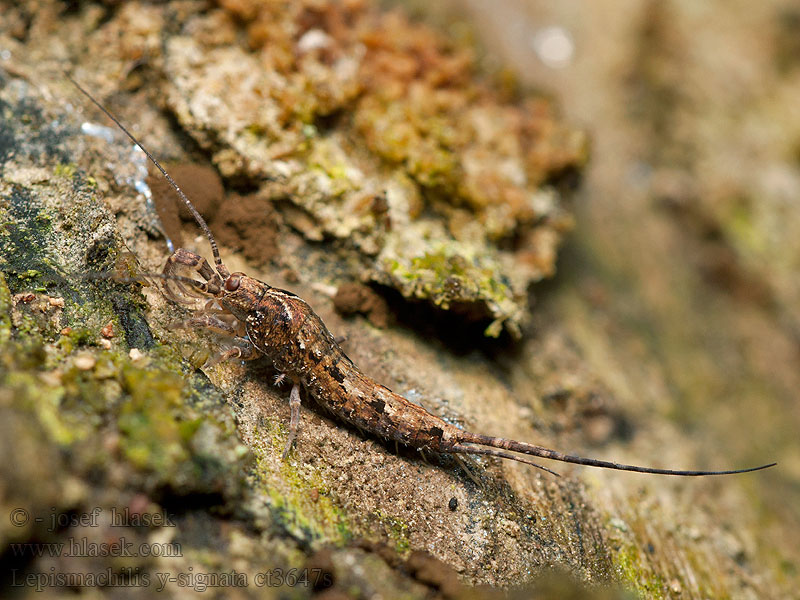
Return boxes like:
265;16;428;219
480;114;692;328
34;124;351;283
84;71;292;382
230;281;459;452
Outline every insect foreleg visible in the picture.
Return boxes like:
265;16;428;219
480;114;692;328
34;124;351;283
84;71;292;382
168;313;244;337
163;248;223;304
165;248;220;282
205;337;260;368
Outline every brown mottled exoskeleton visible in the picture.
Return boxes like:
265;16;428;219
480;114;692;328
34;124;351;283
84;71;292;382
71;77;776;478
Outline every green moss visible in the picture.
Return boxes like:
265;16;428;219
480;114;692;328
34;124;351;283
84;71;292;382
406;140;458;189
249;423;352;548
306;138;357;197
7;370;85;446
607;524;667;599
374;510;411;555
0;257;248;500
361;106;458;190
382;248;518;337
0;275;90;447
117;365;193;471
2;184;73;298
0;273;11;345
387;250;474;304
63;326;94;347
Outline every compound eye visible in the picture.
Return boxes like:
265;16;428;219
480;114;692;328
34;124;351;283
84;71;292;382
225;274;241;292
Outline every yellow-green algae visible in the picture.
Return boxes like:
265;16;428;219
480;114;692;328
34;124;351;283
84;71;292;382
0;271;11;345
249;419;353;548
0;271;249;497
374;509;411;555
382;248;521;337
53;162;77;179
606;527;667;600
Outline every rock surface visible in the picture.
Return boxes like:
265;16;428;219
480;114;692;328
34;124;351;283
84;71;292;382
1;1;797;599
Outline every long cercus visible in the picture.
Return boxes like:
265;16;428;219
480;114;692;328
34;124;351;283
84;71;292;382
69;75;776;478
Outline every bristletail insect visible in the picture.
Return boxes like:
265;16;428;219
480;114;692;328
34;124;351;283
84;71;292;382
69;76;776;478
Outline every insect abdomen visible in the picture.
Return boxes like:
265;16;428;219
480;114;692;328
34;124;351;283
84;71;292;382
298;338;455;452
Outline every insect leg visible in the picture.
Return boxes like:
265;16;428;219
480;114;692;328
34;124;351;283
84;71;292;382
205;337;259;368
283;384;302;458
450;454;483;487
163;248;222;304
168;313;238;334
165;248;219;282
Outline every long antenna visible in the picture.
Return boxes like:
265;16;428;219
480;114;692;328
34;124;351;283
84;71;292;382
67;75;227;275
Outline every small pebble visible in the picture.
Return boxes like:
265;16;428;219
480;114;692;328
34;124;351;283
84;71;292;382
99;339;112;350
448;497;458;511
74;354;96;371
49;296;65;308
297;28;333;53
101;322;114;338
60;327;72;336
129;348;145;361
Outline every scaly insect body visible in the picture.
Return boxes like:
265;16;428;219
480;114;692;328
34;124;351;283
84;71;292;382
192;261;462;453
70;77;776;478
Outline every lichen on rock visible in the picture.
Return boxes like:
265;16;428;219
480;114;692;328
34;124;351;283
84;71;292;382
159;0;586;336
